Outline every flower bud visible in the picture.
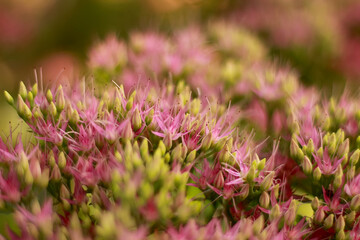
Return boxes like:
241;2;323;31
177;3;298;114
246;166;256;183
313;167;322;181
46;89;53;103
25;169;34;185
163;133;172;150
253;215;264;234
350;149;360;165
350;194;360;211
48;102;57;117
306;139;315;156
257;158;266;171
33;106;43;119
259;191;270;208
4;90;14;106
19;81;27;100
70;109;80;125
290;138;304;162
260;171;275;191
32;83;38;96
190;98;201;115
201;133;212;151
302;156;312;175
269;204;281;221
323;214;334;229
239;184;249;200
171;144;183;162
333;174;342;190
145;109;154;125
345;211;355;226
335;215;345;232
58;152;66;170
213;171;225;189
55;85;65;111
284;200;297;225
186;150;196;163
273;184;280;199
131;108;142;131
60;184;70;199
51;165;61;181
317;147;323;158
314;207;325;224
311;197;320;211
27;91;34;106
17;95;32;120
336;230;345;240
126;95;134;111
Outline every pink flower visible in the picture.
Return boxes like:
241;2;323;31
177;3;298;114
313;148;343;176
345;174;360;197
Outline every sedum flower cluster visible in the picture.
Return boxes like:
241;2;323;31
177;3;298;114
2;22;360;240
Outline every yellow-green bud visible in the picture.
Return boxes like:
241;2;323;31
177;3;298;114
58;152;66;170
55;85;65;111
32;83;38;96
48;102;57;117
186;150;196;163
345;211;356;226
131;108;142;131
17;94;32;120
259;191;270;208
314;208;325;224
302;156;312;175
19;81;27;100
4;91;14;106
335;215;345;232
284;200;297;225
313;167;322;181
46;89;53;103
336;230;345;240
246;166;256;183
350;149;360;165
269;204;281;221
253;215;264;234
260;171;275;191
323;214;334;229
201;133;212;151
350;194;360;211
311;197;320;211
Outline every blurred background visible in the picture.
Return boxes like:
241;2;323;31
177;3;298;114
1;0;360;137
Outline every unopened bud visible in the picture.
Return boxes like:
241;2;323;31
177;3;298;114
333;174;342;190
302;156;312;175
186;150;196;163
314;207;325;224
46;89;53;103
345;211;355;226
4;91;14;106
350;149;360;165
131;108;142;131
269;204;281;221
201;133;212;151
171;144;183;162
19;81;27;99
311;197;320;211
253;215;264;234
239;184;249;200
306;139;315;156
260;171;275;191
213;171;225;189
32;83;38;96
273;184;280;199
55;85;65;111
259;191;270;208
126;94;135;111
323;214;334;229
27;91;34;105
246;166;256;183
290;138;304;162
335;215;345;232
58;152;66;170
70;109;80;125
313;167;322;181
350;194;360;211
17;95;32;120
258;158;266;171
284;200;297;225
338;138;349;158
336;230;345;240
145;109;154;125
60;184;70;199
48;102;57;117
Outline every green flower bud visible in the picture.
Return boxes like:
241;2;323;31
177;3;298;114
345;211;355;226
126;91;136;111
55;85;65;111
201;133;212;151
51;165;61;181
186;150;196;163
338;138;349;158
260;171;275;191
158;140;166;156
19;81;27;100
284;200;297;225
336;230;345;240
302;156;312;175
27;91;34;105
258;158;266;171
145;109;154;125
311;197;320;211
32;83;38;96
313;167;322;181
259;191;270;208
317;147;323;158
48;102;57;117
350;149;360;165
25;169;34;185
306;139;315;155
17;94;32;120
290;138;304;162
335;215;345;232
350;194;360;211
60;184;70;199
190;98;201;115
269;204;281;221
239;184;249;200
46;89;53;103
323;214;334;229
333;174;342;190
33;106;43;119
273;184;280;199
58;152;66;170
246;166;256;183
171;144;183;162
4;90;14;106
253;215;264;234
131;108;142;131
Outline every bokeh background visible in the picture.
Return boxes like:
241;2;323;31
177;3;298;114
1;0;360;137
